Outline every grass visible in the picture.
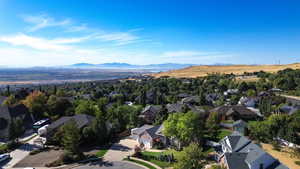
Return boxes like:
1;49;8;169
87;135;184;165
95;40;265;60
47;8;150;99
152;63;300;78
141;150;182;168
95;149;108;158
217;129;232;141
0;143;8;153
124;158;156;169
20;133;38;143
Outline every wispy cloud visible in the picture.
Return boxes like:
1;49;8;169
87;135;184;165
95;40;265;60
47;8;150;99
96;31;140;45
22;14;71;32
0;33;92;50
20;14;146;46
65;24;89;32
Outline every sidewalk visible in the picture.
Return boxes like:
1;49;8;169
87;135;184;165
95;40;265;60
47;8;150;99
130;157;162;169
2;133;40;169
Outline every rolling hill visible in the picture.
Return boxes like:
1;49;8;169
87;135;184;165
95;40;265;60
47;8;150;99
152;63;300;78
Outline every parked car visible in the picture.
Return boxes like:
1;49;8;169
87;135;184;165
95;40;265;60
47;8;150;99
0;153;10;163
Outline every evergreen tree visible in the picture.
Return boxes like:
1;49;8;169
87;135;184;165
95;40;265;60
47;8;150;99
62;120;81;155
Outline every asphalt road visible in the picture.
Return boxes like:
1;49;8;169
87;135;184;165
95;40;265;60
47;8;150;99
73;161;144;169
1;135;40;169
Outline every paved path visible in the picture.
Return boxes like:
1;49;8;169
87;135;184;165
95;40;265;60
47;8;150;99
1;134;41;169
103;138;137;162
73;161;144;169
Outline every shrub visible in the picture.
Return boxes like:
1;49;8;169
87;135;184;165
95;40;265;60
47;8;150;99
295;161;300;166
29;147;50;155
133;145;142;157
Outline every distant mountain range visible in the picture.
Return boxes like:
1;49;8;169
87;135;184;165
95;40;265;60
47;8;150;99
66;62;198;71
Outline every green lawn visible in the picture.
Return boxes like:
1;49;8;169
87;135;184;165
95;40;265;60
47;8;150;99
141;150;180;168
124;158;156;169
95;149;109;158
217;129;232;141
0;144;8;153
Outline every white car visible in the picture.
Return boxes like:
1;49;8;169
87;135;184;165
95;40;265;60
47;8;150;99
0;153;10;163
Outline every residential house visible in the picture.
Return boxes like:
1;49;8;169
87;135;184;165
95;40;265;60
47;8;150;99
224;89;239;96
238;97;258;108
279;105;300;115
131;124;167;149
139;105;162;124
206;93;221;105
218;132;289;169
167;102;206;116
44;114;95;138
181;96;200;105
0;96;34;141
166;103;185;113
211;105;262;121
220;120;248;135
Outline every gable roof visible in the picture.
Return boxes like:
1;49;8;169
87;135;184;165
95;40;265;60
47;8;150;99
47;114;94;132
131;124;154;136
225;152;249;169
222;133;290;169
220;132;251;152
141;105;162;114
181;96;200;104
144;125;165;140
211;105;260;118
166;103;184;113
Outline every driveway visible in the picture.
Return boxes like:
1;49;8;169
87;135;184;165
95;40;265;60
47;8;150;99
1;135;41;169
103;138;137;162
73;161;144;169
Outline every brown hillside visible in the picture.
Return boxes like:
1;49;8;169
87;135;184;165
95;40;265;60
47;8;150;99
152;63;300;78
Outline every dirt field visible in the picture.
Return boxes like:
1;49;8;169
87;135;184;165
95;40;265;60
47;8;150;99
152;63;300;78
261;143;300;169
13;149;64;168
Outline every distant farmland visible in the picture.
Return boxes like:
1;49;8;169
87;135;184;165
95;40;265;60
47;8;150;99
0;68;147;86
152;63;300;78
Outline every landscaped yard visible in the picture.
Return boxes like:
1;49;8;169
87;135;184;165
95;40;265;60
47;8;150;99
140;150;183;168
95;148;109;158
0;143;8;153
216;129;232;141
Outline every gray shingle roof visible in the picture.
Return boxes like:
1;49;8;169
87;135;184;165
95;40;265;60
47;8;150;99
47;114;94;132
132;124;154;135
222;132;290;169
144;125;165;140
221;132;251;152
141;105;162;114
224;152;249;169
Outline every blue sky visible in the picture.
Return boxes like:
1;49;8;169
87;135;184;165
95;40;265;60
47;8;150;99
0;0;300;67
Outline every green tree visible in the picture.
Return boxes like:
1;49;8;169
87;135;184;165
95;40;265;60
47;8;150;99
75;100;97;116
9;118;24;142
163;112;204;148
47;95;72;118
62;120;81;155
206;111;220;140
248;121;271;142
174;143;207;169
